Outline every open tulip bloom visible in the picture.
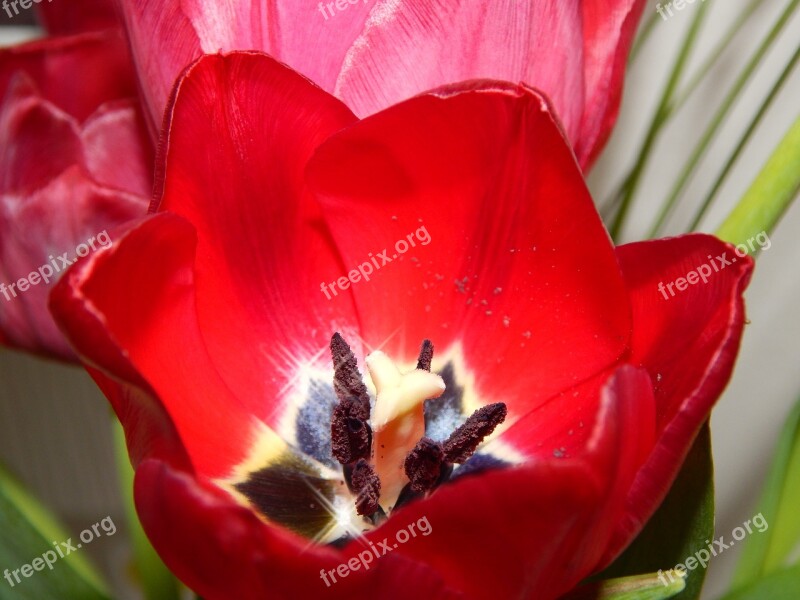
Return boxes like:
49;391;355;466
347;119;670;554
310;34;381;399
1;0;646;361
48;51;753;599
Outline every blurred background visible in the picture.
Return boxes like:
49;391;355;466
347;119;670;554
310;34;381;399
1;1;799;598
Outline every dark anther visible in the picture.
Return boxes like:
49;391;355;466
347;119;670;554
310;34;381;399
443;403;507;464
331;333;370;413
401;402;507;500
331;397;372;465
416;339;434;372
350;459;381;516
330;333;384;517
404;437;445;494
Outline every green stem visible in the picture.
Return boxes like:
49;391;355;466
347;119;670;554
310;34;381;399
690;41;800;231
608;1;710;240
629;10;659;63
716;112;800;247
730;394;800;588
602;0;760;219
668;0;762;115
649;0;800;237
600;175;629;223
113;420;181;600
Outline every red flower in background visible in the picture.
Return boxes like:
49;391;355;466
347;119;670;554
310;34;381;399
51;53;752;599
0;30;151;360
35;0;120;35
116;0;644;168
0;0;644;360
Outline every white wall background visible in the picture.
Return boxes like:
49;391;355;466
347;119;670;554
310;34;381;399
1;2;799;597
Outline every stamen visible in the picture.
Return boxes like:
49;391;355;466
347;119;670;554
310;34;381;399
404;437;444;494
443;403;508;464
327;334;505;517
330;333;372;466
350;459;381;516
331;397;371;464
416;339;434;372
331;333;370;413
330;334;384;517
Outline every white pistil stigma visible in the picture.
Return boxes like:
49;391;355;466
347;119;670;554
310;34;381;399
366;350;445;506
366;351;445;428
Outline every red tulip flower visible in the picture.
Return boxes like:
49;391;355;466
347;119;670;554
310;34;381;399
1;0;644;361
0;30;151;359
35;0;120;35
116;0;644;168
51;52;752;599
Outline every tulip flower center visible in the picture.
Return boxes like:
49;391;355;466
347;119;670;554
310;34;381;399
229;335;510;545
329;333;507;521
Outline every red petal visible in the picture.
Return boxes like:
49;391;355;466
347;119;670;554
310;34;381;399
113;3;202;133
0;74;84;195
498;365;653;468
135;459;462;600
50;214;255;476
116;1;642;165
334;0;645;168
364;365;653;599
335;2;584;138
574;0;645;168
0;30;139;123
0;31;149;194
115;1;374;132
81;99;154;197
35;0;120;35
1;33;151;360
1;166;144;360
154;53;360;432
601;234;753;562
307;81;631;416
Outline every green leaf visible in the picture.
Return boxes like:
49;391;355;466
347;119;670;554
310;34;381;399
563;571;687;600
112;420;180;600
720;564;800;600
595;423;714;600
716;113;800;249
0;464;110;600
731;394;800;588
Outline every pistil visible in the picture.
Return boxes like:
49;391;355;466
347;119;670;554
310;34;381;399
328;334;506;519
